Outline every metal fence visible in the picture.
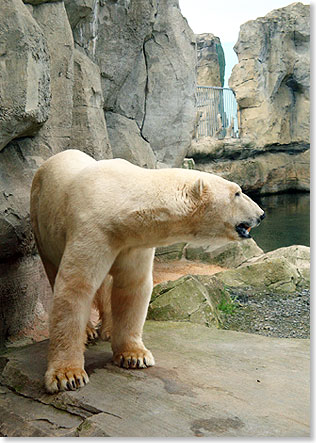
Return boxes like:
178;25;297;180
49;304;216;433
195;86;239;139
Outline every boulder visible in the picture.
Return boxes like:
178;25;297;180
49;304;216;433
154;238;263;267
196;33;225;87
246;245;310;287
72;49;112;160
0;0;50;151
106;112;156;168
229;3;310;148
185;239;263;268
216;257;300;293
149;275;231;326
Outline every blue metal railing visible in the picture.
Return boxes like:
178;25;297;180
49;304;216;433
196;86;239;139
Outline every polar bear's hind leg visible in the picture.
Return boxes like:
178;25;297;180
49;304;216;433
93;275;113;341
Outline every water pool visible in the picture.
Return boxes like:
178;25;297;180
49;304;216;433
250;193;310;253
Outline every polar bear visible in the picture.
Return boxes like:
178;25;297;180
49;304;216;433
30;149;264;393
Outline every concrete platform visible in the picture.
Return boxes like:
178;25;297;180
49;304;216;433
0;321;310;437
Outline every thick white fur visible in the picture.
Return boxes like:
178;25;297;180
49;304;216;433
30;149;264;393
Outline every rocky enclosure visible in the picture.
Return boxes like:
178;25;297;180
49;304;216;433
0;1;310;344
0;0;196;345
191;3;310;195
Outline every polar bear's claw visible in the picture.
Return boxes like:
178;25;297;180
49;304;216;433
114;349;155;369
45;367;89;393
85;321;98;343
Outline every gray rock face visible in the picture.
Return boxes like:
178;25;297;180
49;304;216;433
63;0;94;29
30;1;75;154
229;3;310;148
72;49;112;160
196;33;225;87
0;2;78;348
71;0;156;108
141;0;196;166
0;148;36;265
0;0;50;151
106;112;156;168
68;0;196;167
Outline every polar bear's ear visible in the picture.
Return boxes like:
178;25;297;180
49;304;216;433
191;178;208;199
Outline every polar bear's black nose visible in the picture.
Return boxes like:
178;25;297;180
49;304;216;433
260;213;266;220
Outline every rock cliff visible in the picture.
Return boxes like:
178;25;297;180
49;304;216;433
196;33;225;87
0;0;196;345
229;2;310;148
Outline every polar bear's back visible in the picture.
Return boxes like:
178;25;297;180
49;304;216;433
30;150;97;264
30;150;150;265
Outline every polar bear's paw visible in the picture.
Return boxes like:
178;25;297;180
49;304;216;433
113;348;155;369
85;321;98;343
45;366;89;393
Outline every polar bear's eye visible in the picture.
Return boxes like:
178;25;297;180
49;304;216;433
235;191;241;197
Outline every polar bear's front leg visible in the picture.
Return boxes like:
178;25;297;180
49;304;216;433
110;248;155;369
45;274;93;393
45;248;114;393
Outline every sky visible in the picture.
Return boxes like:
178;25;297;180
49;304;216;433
178;0;311;86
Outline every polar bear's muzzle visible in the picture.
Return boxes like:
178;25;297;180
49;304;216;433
236;213;265;239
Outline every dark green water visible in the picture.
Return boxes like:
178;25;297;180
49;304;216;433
250;193;310;252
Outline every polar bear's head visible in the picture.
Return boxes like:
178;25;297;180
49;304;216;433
188;173;265;245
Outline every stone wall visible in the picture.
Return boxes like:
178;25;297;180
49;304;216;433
0;0;196;345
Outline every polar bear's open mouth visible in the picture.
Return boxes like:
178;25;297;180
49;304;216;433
236;223;252;239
